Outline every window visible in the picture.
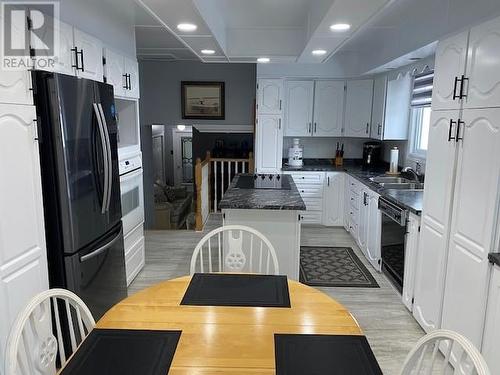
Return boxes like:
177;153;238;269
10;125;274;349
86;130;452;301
409;69;433;160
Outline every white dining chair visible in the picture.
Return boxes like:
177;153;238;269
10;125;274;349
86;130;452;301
400;329;490;375
190;225;279;275
5;288;95;375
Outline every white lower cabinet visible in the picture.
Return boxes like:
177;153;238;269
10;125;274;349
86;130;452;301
323;172;345;226
285;172;324;224
402;213;421;311
0;104;49;366
365;191;382;272
482;264;500;374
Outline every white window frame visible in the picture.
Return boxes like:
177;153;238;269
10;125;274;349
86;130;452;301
408;106;430;162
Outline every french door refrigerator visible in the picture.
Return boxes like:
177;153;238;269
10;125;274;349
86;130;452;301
32;71;127;319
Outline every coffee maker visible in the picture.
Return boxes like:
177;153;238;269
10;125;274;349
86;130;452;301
362;141;382;167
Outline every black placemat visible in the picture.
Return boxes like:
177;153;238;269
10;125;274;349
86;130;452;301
60;329;181;375
181;273;291;307
275;334;383;375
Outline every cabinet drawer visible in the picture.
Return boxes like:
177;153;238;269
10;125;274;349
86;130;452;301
125;236;145;286
287;172;325;183
300;211;323;224
302;197;323;211
124;222;144;253
348;194;360;210
297;186;323;198
348;207;359;225
348;222;358;237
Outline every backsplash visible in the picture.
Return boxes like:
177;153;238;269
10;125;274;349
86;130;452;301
282;137;369;159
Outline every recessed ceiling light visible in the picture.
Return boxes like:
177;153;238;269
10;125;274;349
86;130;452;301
177;23;197;32
330;23;351;32
257;57;270;63
177;124;186;131
312;49;327;56
201;49;215;55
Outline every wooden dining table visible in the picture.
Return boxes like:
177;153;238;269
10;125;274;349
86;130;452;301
97;275;362;374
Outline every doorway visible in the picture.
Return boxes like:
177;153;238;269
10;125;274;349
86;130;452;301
172;127;193;190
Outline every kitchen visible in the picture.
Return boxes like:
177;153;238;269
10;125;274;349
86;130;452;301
1;0;500;374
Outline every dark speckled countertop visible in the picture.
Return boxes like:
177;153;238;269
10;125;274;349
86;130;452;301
489;253;500;267
283;159;423;215
219;174;306;211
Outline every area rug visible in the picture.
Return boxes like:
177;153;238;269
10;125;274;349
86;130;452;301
300;247;379;288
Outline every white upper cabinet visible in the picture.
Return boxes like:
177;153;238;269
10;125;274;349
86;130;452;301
323;172;344;226
464;16;500;109
412;110;458;333
104;49;126;97
125;57;140;99
255;114;283;173
344;80;373;138
54;21;77;75
384;73;411;140
0;70;33;106
482;264;500;375
284;81;314;137
313;81;344;137
432;30;469;111
441;107;500;348
370;76;386;140
73;28;103;82
257;79;283;115
0;104;49;364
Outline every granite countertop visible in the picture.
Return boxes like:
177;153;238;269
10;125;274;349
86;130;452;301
219;174;306;211
489;253;500;267
283;159;423;215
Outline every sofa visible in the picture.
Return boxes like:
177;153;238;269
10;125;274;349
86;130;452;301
154;181;193;229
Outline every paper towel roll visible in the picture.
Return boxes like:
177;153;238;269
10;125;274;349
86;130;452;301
390;147;399;174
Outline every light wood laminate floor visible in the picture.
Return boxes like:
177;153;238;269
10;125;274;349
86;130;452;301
129;214;424;375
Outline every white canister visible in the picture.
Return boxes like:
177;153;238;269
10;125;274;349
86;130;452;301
288;138;303;167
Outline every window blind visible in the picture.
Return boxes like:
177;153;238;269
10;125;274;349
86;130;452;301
411;70;434;107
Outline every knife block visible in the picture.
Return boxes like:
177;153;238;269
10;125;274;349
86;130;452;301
335;156;343;167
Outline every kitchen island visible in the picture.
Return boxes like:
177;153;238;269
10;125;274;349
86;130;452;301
219;174;306;280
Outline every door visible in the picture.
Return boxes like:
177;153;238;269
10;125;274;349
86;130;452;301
257;79;283;115
482;265;500;374
172;127;193;187
365;191;382;271
323;172;344;226
73;28;104;82
152;134;165;183
285;81;314;136
345;80;373;138
125;57;140;99
104;49;125;98
412;110;459;333
432;30;469;111
357;189;369;252
0;104;49;364
464;16;500;109
402;214;420;311
371;76;386;140
256;114;282;173
441;107;500;349
313;81;344;137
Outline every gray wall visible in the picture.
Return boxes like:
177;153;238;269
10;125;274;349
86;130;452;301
139;60;256;228
139;60;256;126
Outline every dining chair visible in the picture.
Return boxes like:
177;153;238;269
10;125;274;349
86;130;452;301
190;225;279;275
5;288;95;375
400;329;490;375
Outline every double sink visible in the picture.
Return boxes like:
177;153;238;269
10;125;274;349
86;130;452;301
369;176;424;191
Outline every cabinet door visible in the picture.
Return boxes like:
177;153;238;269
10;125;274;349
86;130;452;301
323;172;344;226
74;28;103;82
412;110;458;333
284;81;314;136
313;81;344;137
464;16;500;109
125;57;140;99
482;265;500;375
255;115;283;173
441;107;500;349
104;49;125;97
370;76;386;140
432;30;469;111
0;70;33;105
384;74;411;140
402;214;420;311
365;191;381;271
357;189;369;252
0;104;49;364
343;176;351;232
344;80;373;138
257;79;283;114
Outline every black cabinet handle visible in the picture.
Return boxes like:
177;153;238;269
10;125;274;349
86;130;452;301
78;49;84;72
448;119;457;141
366;123;369;134
453;76;459;100
456;119;465;142
459;75;469;99
314;123;317;133
378;124;382;136
71;47;79;69
327;176;330;186
123;74;128;89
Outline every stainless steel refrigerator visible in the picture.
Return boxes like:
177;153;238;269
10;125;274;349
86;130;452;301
32;71;127;319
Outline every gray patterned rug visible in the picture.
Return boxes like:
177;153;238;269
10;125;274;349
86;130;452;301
300;247;379;288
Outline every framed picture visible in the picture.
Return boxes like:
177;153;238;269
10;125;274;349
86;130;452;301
181;81;225;120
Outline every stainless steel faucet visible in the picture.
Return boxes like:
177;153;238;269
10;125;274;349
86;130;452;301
402;167;420;182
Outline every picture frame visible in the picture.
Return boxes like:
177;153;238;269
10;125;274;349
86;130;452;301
181;81;225;120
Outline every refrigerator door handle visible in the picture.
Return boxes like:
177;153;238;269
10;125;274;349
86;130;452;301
93;103;109;214
80;229;122;262
97;103;113;212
